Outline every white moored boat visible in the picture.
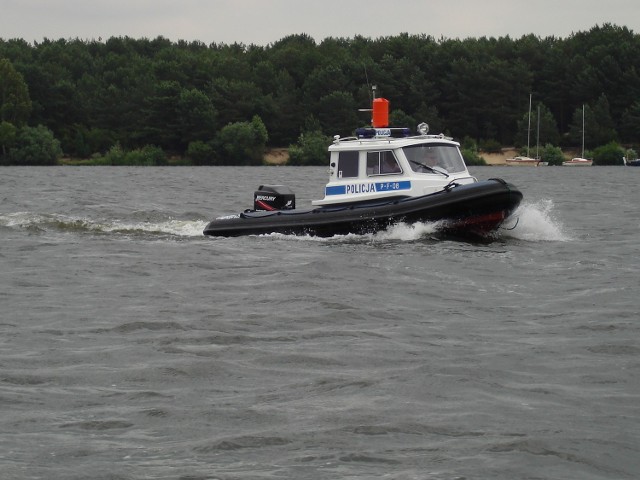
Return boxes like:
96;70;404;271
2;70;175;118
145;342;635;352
562;157;593;166
564;105;592;166
506;156;547;166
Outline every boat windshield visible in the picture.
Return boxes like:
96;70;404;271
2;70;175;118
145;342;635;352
403;144;467;174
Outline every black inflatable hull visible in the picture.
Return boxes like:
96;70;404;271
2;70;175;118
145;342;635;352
203;178;523;238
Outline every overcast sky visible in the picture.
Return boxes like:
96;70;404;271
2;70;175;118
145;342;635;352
1;0;638;45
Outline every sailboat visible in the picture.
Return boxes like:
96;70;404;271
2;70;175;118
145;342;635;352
563;104;592;166
507;94;547;166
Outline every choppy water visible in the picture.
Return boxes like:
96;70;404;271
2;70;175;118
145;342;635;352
1;166;639;480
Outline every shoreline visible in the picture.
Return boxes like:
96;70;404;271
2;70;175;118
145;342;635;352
56;147;581;166
480;147;579;165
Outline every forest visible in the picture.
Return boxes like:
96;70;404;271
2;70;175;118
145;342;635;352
1;23;639;166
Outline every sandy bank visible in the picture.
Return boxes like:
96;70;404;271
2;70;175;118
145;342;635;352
263;148;289;165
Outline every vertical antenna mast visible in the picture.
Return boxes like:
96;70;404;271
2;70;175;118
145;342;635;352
363;63;372;104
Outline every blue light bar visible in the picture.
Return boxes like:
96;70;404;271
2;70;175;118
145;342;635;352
355;127;411;138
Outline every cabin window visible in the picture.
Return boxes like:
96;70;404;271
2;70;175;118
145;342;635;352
337;151;359;178
367;151;401;175
404;144;466;174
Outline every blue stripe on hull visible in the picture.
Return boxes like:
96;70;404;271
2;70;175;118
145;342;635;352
325;181;411;196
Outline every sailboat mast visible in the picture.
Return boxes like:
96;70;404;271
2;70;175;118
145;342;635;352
581;104;585;158
527;93;532;158
536;104;540;159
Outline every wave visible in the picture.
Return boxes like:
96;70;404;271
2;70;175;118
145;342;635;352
375;220;443;241
0;211;207;238
258;219;443;244
500;199;571;242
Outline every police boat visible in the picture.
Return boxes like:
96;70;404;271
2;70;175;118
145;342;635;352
203;98;523;238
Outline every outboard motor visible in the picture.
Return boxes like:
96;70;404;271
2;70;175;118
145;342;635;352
253;185;296;211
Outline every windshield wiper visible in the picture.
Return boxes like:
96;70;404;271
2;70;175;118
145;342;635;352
409;160;450;177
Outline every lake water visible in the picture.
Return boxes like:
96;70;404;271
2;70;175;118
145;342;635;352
1;165;639;479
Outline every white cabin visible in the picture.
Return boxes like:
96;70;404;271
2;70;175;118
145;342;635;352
313;127;477;206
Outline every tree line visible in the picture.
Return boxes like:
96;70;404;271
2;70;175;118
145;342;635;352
1;23;639;166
